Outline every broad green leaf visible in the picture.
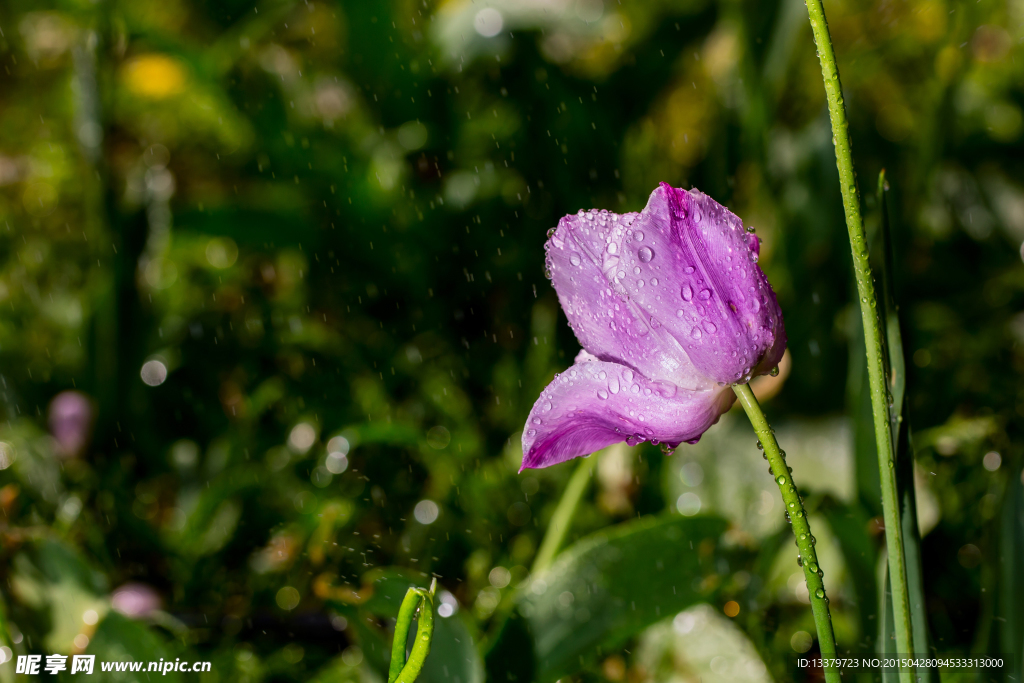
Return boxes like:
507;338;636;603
9;540;108;653
82;612;182;683
819;498;878;645
499;514;728;683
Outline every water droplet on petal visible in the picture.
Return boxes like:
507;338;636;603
703;321;717;334
608;377;620;394
681;285;693;301
607;242;618;255
569;252;581;266
634;231;644;241
651;278;658;286
637;246;654;263
597;390;609;400
698;289;711;300
691;327;702;340
542;402;552;412
622;369;634;382
653;380;677;398
633;266;641;275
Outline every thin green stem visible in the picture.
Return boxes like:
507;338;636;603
531;453;597;574
734;385;839;683
388;580;436;683
802;1;914;676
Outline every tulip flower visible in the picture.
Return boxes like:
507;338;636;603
521;183;785;470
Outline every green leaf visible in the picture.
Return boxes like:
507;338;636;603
499;514;728;683
819;498;879;646
84;612;182;683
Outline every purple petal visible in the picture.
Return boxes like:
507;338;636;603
546;184;785;385
521;359;735;470
545;211;712;392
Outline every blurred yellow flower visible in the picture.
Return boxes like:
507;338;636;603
122;54;187;98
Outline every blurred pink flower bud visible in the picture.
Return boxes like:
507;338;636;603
48;391;94;459
111;583;162;618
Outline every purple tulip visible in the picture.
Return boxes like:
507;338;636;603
522;184;785;470
48;391;94;459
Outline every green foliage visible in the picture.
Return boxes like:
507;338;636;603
0;0;1022;681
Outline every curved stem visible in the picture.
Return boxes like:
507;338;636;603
734;384;840;683
531;452;597;574
389;580;436;683
802;0;914;676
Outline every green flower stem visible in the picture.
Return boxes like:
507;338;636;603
531;452;598;575
734;384;839;683
802;0;914;676
388;579;436;683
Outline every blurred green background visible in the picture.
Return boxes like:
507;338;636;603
0;0;1022;681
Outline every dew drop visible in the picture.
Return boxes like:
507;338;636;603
814;588;825;599
698;289;711;300
569;252;582;266
597;390;609;400
776;475;787;485
651;278;658;286
637;246;654;262
681;285;693;301
608;377;620;394
622;369;634;382
653;380;677;398
634;231;644;241
703;321;717;334
542;402;552;412
633;266;641;275
690;327;702;340
607;242;618;255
